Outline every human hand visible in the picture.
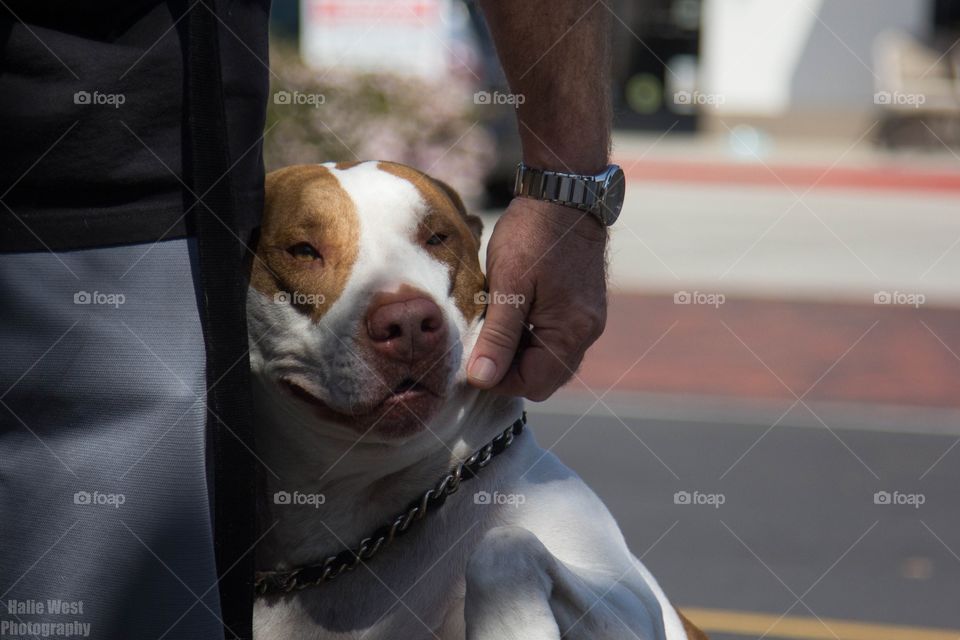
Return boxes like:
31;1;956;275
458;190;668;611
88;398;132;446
467;197;608;400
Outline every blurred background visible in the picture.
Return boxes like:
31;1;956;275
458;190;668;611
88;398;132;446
266;1;960;638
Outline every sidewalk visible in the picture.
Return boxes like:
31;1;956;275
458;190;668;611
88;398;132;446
606;131;960;306
611;129;960;175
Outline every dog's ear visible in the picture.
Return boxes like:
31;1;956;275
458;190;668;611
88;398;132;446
429;177;483;244
242;226;262;282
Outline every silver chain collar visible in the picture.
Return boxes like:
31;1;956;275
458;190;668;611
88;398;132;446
255;413;527;596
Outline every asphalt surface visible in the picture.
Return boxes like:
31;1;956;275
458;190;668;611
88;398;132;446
525;400;960;639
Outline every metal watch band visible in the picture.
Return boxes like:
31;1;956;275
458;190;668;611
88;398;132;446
514;164;602;213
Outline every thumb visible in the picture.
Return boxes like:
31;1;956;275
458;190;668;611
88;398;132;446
467;287;530;389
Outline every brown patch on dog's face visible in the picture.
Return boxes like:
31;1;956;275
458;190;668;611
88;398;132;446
376;161;486;323
251;165;360;320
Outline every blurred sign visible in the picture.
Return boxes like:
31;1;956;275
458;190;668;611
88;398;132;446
701;0;930;115
300;0;454;76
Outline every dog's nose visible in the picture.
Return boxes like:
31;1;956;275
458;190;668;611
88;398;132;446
365;290;447;362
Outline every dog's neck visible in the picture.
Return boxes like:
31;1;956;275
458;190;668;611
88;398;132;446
253;378;523;570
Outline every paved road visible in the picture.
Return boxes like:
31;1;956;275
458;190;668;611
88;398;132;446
526;398;960;639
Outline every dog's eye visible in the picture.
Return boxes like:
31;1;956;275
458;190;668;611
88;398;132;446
426;233;448;246
288;242;321;261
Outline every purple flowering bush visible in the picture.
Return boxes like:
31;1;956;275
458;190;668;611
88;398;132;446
265;45;496;203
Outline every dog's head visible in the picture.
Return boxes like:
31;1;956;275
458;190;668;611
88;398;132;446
247;161;487;441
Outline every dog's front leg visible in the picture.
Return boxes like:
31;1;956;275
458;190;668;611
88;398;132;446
464;525;673;640
464;525;562;640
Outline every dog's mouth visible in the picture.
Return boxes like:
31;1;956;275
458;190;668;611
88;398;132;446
384;377;432;404
279;375;440;423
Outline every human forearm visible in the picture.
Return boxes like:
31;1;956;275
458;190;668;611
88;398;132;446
468;1;612;396
478;0;612;174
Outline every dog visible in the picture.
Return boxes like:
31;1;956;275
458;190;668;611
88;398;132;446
247;161;706;640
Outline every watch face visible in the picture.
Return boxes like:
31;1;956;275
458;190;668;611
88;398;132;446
599;166;625;225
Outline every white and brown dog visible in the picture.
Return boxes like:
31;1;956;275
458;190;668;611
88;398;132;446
247;161;706;640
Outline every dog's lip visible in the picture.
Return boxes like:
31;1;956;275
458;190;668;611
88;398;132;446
381;377;437;406
279;376;439;416
390;377;430;395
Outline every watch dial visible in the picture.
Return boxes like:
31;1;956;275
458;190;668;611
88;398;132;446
601;167;626;224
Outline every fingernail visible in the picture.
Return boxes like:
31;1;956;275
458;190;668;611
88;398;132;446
469;357;497;385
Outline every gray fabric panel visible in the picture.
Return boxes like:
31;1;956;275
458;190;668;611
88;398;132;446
0;238;225;639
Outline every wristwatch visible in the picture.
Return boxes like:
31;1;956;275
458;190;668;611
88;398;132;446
513;163;626;226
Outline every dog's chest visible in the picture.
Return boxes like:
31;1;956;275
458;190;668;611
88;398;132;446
253;499;488;640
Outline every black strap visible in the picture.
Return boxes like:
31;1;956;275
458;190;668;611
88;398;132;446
184;2;256;639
